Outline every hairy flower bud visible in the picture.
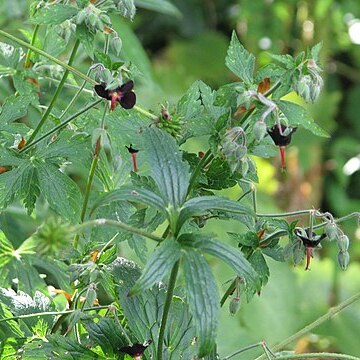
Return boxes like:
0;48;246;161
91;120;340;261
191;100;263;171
325;222;340;240
337;250;350;271
337;234;349;252
254;121;267;142
111;36;122;56
229;296;241;315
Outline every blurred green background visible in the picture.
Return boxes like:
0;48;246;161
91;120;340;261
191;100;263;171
1;0;360;358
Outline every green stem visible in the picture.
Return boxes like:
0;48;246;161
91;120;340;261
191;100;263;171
187;149;213;197
73;138;102;250
24;24;39;68
133;105;158;120
274;353;360;360
73;219;163;243
254;290;360;360
256;210;313;218
27;39;80;144
157;260;180;360
0;306;109;324
0;30;96;84
222;342;263;360
19;99;103;153
313;212;360;231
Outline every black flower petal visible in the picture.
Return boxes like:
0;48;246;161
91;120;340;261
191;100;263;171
126;144;139;154
94;83;111;100
120;91;136;109
267;124;297;147
294;228;327;248
119;340;152;358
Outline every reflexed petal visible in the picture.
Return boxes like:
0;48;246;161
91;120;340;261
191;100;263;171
120;91;136;109
94;83;111;100
120;79;134;93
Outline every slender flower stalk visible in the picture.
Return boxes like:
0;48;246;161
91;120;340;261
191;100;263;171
24;24;39;68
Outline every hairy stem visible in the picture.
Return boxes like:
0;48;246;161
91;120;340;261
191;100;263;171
27;39;80;144
223;342;263;360
157;260;180;360
274;353;360;360
74;219;163;243
24;24;39;68
133;105;158;120
20;99;102;153
254;290;360;360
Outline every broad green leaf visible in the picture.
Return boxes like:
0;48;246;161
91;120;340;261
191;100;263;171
129;238;181;296
177;196;254;233
37;162;81;222
83;317;127;357
110;257;196;359
91;186;166;215
31;4;78;25
0;94;33;123
180;233;258;284
135;0;182;18
0;232;13;268
225;31;255;85
0;42;22;69
310;42;322;62
248;249;269;286
143;127;190;209
0;289;55;331
269;53;295;69
94;50;112;69
277;100;330;137
22;335;104;359
182;249;219;357
228;231;259;247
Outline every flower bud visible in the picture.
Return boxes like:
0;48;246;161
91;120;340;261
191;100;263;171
337;250;350;271
325;222;339;240
254;121;267;142
229;296;241;315
337;234;349;252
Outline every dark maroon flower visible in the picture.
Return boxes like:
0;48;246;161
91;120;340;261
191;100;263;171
126;144;139;172
267;124;297;170
294;228;327;270
94;80;136;111
120;340;152;359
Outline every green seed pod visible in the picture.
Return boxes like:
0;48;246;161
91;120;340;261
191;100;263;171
254;121;267;142
337;234;349;252
111;36;122;56
325;222;339;240
337;250;350;271
229;296;241;315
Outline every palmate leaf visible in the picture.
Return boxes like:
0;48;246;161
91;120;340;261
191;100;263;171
129;238;181;296
277;100;329;137
110;257;197;359
142;127;190;210
37;162;81;222
182;249;219;357
225;31;255;85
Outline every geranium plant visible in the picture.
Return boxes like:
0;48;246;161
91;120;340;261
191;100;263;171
0;1;359;359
